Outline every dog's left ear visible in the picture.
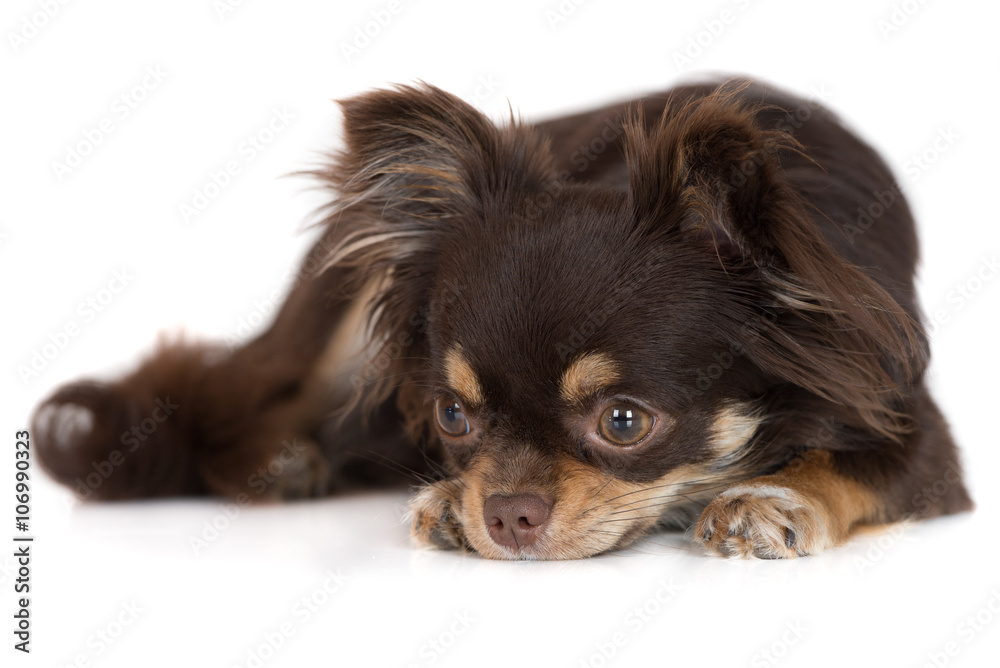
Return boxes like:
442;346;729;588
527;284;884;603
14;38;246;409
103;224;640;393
624;82;808;264
624;82;925;440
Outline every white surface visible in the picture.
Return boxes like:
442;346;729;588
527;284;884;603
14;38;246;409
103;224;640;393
2;1;999;666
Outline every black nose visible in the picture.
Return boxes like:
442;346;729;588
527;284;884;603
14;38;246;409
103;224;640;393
483;493;552;550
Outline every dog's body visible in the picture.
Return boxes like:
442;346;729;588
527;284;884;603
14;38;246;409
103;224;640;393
33;79;972;559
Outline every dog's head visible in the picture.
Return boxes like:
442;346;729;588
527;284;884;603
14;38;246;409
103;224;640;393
318;82;923;559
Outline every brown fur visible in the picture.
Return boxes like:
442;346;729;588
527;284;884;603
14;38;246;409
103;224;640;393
31;78;972;560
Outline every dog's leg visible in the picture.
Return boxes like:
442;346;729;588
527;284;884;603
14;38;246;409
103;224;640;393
696;449;877;558
31;225;395;501
696;390;973;558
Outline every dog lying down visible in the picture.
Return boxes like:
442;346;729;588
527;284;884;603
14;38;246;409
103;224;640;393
32;77;972;560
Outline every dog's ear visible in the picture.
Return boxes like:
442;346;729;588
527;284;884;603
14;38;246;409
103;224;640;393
624;82;813;264
325;83;553;241
625;82;926;441
313;83;554;427
318;83;555;280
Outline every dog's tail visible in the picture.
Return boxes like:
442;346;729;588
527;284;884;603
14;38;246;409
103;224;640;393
30;228;363;501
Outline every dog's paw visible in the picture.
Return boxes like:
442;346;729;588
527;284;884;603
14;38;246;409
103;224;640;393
695;484;829;559
406;480;468;551
34;399;97;453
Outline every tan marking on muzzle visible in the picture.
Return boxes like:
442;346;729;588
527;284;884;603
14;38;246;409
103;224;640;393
449;447;743;560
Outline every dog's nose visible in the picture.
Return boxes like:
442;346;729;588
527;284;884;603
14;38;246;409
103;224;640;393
483;493;552;550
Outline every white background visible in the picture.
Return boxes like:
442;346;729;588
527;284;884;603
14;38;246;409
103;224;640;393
2;0;999;666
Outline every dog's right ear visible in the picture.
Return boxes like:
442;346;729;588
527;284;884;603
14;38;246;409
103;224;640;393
314;82;555;334
313;83;554;428
319;83;554;264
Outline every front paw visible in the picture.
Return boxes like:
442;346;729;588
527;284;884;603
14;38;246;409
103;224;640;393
406;480;469;551
695;485;827;559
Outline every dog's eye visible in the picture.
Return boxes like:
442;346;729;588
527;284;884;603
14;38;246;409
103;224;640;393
598;405;653;445
435;396;470;437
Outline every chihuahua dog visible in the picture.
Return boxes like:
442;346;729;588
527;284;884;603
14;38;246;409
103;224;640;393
32;78;972;560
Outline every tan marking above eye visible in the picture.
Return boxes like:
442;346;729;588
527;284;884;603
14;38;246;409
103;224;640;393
444;346;484;406
560;352;621;403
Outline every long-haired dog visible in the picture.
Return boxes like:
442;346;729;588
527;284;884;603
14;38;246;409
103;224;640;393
32;78;973;560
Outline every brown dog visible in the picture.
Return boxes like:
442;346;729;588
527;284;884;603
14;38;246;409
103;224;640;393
31;78;972;560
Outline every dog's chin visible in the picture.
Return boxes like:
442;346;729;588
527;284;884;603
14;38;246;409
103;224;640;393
482;525;657;561
459;505;654;561
406;479;660;561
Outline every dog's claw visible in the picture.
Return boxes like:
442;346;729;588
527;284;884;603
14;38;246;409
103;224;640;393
701;522;715;541
427;524;461;550
408;480;468;551
695;486;817;559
